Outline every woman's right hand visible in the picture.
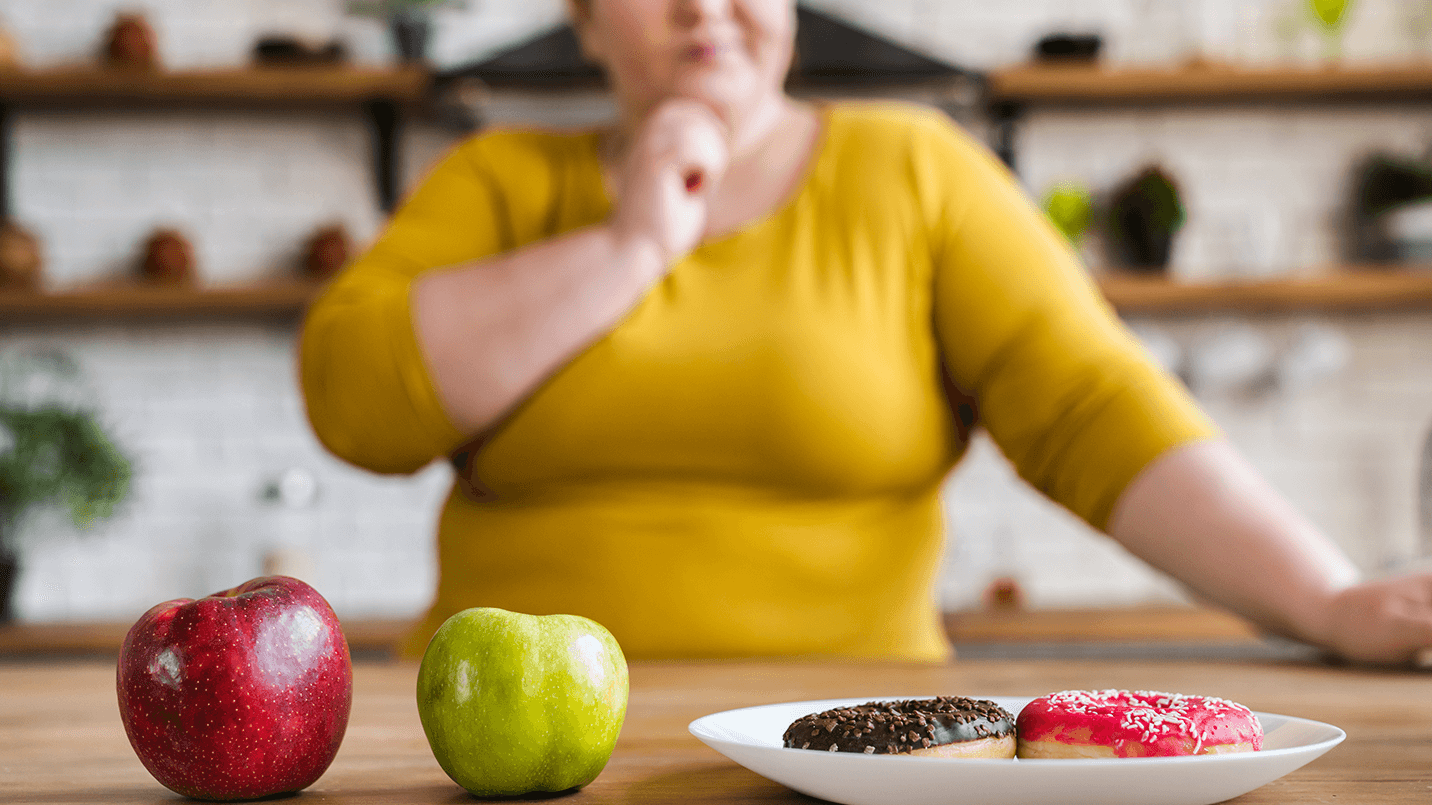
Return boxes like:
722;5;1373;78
609;99;730;267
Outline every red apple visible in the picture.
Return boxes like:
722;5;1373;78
117;576;352;801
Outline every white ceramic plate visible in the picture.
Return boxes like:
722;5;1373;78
688;696;1345;805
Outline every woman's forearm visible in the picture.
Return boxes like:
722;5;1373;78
411;224;664;435
1105;438;1359;647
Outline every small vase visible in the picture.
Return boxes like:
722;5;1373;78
390;10;432;65
0;218;42;291
105;12;159;70
304;223;351;280
141;228;196;285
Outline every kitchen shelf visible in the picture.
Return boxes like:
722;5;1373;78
988;61;1432;105
0;278;326;321
0;65;432;213
1097;267;1432;314
983;61;1432;168
4;269;1430;321
0;65;429;105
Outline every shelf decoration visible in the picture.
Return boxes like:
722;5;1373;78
1352;154;1432;263
140;229;196;286
251;36;348;67
0;220;40;291
304;223;352;280
1043;183;1095;245
0;350;132;623
0;24;21;72
1106;165;1185;273
104;12;159;71
346;0;465;65
1308;0;1355;61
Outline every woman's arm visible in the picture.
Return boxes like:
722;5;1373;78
301;101;727;472
1108;438;1432;665
411;227;661;435
412;100;727;435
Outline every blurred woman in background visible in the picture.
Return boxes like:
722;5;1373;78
301;0;1432;664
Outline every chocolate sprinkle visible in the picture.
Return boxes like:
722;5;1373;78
782;697;1015;755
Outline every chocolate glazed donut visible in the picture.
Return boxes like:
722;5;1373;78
783;697;1016;758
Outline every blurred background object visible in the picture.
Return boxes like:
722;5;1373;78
0;20;23;71
103;12;158;71
251;35;349;67
347;0;467;65
0;220;42;292
1106;165;1185;273
0;350;131;623
303;223;353;281
1043;182;1095;245
1034;33;1102;63
1352;154;1432;263
139;229;196;286
1273;322;1352;391
1308;0;1355;60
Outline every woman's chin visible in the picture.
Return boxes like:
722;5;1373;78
669;73;765;122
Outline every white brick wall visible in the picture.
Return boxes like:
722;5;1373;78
3;0;1432;622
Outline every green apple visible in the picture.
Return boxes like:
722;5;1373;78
416;607;629;797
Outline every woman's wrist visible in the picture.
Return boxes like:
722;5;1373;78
604;225;668;289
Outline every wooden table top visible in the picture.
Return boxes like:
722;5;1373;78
3;658;1428;804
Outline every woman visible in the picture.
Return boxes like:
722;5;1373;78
301;0;1432;664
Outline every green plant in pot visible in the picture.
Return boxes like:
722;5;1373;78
347;0;464;64
0;351;131;623
1106;165;1186;273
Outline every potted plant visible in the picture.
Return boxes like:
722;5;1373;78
0;351;131;623
346;0;463;64
1106;165;1186;272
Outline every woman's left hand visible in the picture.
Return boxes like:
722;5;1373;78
1312;573;1432;667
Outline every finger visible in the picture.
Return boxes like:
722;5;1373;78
671;125;727;194
647;100;729;185
1418;647;1432;669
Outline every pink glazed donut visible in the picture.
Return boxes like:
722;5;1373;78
1016;689;1263;759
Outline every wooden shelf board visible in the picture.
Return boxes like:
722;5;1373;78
1098;267;1432;314
4;269;1429;321
0;278;326;320
0;66;430;105
990;62;1432;105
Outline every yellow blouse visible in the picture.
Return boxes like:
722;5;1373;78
300;101;1216;661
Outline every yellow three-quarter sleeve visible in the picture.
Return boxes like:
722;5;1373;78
300;140;515;474
913;112;1219;530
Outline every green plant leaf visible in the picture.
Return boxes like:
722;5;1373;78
1043;184;1094;244
0;405;132;536
1308;0;1352;30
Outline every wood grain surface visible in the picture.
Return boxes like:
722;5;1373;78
3;658;1429;804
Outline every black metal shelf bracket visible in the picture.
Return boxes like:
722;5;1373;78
364;98;402;214
0;102;11;220
989;100;1023;173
